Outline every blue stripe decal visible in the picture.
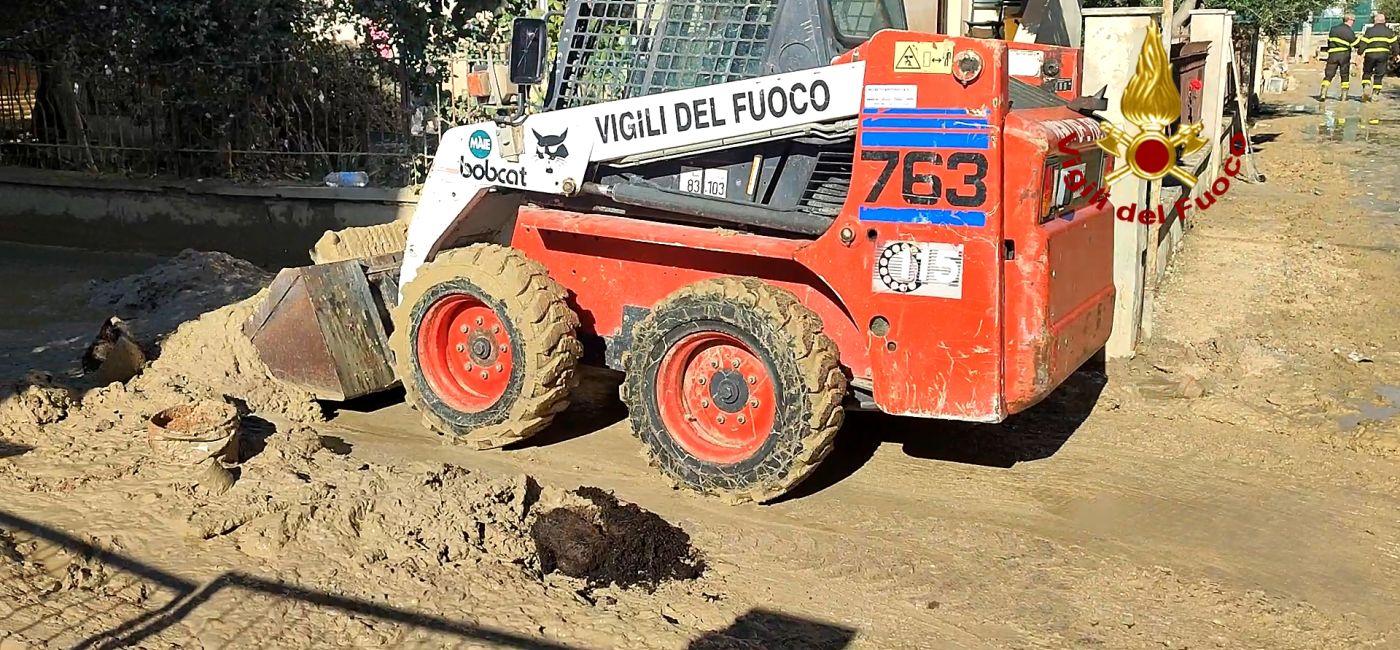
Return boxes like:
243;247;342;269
860;117;989;129
861;108;975;115
859;206;987;227
860;131;990;149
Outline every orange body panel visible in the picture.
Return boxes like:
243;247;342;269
504;31;1114;423
1001;110;1115;412
510;210;872;378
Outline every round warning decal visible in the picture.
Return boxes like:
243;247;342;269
468;129;492;159
877;242;923;293
872;240;965;299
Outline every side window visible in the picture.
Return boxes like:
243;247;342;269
829;0;907;43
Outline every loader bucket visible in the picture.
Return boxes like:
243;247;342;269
243;256;401;401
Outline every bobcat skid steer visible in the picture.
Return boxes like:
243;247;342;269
245;0;1116;503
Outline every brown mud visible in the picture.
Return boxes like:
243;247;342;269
3;65;1400;649
532;487;706;592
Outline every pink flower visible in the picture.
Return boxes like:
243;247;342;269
1189;78;1203;92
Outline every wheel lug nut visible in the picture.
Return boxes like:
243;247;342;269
711;360;720;369
465;363;474;371
737;415;746;424
716;415;726;424
747;376;756;384
455;344;465;353
475;316;484;326
701;399;710;408
480;371;490;380
495;364;504;373
492;325;500;334
499;343;507;352
750;399;759;408
732;359;741;368
459;325;468;333
697;377;706;385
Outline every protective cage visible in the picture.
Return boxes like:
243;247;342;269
544;0;905;110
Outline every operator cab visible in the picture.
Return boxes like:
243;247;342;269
500;0;1083;238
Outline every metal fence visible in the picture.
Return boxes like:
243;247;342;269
0;49;494;187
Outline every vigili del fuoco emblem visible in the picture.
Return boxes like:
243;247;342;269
1099;21;1208;188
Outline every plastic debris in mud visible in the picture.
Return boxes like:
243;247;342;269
146;400;241;495
82;317;146;385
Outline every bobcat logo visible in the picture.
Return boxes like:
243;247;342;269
533;129;569;161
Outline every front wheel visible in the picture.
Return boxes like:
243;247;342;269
621;277;846;503
388;244;582;449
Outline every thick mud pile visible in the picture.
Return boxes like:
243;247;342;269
3;252;704;593
87;249;269;334
1;251;320;439
185;444;704;592
0;250;714;648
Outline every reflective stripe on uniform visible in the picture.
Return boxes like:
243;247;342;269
1360;34;1397;54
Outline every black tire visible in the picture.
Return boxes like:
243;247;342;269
388;244;582;449
620;277;846;504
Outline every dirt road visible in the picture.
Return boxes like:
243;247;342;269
3;67;1400;649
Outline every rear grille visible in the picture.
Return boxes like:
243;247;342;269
799;148;854;217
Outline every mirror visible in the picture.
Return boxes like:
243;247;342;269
509;18;547;86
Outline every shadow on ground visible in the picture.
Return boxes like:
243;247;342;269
514;366;630;450
326;360;1104;505
0;440;34;459
782;367;1107;501
0;510;857;650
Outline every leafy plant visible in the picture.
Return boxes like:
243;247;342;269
1;0;565;182
1082;0;1339;37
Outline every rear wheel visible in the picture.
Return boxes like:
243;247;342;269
621;277;846;503
389;244;582;449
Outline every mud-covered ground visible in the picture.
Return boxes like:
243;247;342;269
4;66;1400;649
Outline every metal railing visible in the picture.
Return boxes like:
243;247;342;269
0;49;499;187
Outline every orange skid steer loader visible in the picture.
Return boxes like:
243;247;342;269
245;0;1115;503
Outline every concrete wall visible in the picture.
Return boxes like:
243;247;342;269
1139;10;1238;344
1079;7;1235;357
1083;7;1162;358
0;167;413;267
1191;9;1235;185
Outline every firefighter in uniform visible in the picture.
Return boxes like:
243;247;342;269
1321;14;1359;100
1358;13;1399;101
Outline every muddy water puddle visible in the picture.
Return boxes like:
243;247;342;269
1300;102;1400;143
0;242;161;377
1307;115;1400;143
1338;384;1400;430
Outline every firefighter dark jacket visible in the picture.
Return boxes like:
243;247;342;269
1359;23;1399;56
1328;23;1359;53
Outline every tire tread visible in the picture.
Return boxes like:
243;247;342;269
621;277;846;504
388;244;582;449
